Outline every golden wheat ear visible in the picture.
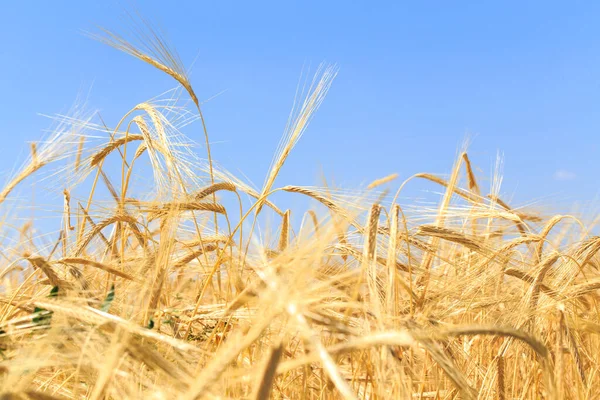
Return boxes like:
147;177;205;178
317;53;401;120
90;20;217;215
0;108;92;205
256;65;338;215
91;25;197;106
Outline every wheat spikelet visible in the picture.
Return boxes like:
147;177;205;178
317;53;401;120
74;135;85;172
386;205;400;314
278;210;291;252
146;201;227;220
417;151;467;305
437;325;549;359
573;236;600;269
333;243;411;273
367;173;398;190
283;185;353;228
211;167;284;215
257;66;337;214
74;214;145;256
172;244;218;269
363;204;382;312
462;153;481;196
307;210;320;237
555;311;565;400
415;172;482;204
178;234;229;248
504;268;562;301
0;161;46;205
536;215;570;262
194;182;237;200
528;253;561;312
417;225;486;254
62;189;73;259
487;195;532;235
132;142;148;160
90;134;145;167
94;30;199;107
77;203;111;248
568;332;587;386
24;255;70;289
58;258;134;281
0;107;89;204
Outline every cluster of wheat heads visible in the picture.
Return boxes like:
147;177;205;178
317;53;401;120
0;29;598;400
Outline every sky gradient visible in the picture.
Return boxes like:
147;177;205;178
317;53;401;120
1;1;599;216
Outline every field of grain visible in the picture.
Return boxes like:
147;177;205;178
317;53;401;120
0;28;598;400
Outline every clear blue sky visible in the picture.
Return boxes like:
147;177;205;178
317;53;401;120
1;1;599;216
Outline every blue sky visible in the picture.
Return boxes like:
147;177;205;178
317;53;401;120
1;1;599;217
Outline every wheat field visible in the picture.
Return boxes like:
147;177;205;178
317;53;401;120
0;27;598;400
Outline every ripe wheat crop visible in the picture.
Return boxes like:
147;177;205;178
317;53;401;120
0;24;597;400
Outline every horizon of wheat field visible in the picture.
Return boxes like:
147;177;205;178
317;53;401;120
0;23;598;400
